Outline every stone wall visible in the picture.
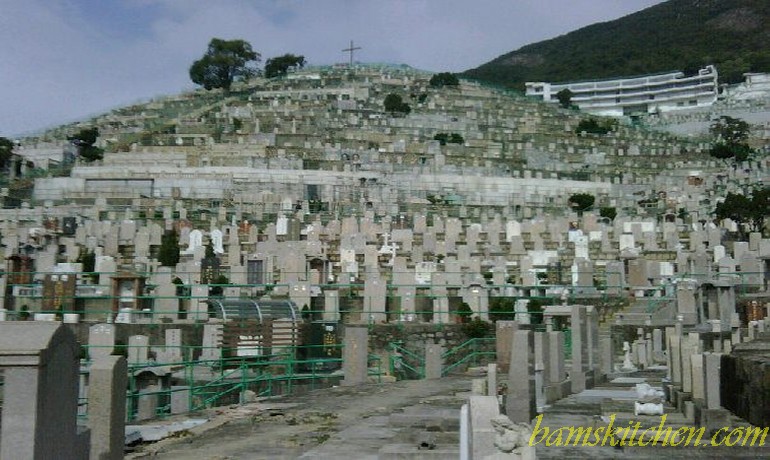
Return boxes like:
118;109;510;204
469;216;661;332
721;333;770;427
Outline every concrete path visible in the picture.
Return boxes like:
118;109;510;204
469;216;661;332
128;376;472;459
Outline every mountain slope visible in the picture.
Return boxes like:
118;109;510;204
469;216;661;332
463;0;770;89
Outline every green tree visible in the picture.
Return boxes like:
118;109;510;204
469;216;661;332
189;38;260;92
708;116;753;163
0;137;14;170
433;133;464;145
715;193;751;230
429;72;460;88
599;207;617;221
383;93;411;115
575;118;615;135
67;127;103;162
710;116;750;145
568;193;595;212
158;229;180;267
264;53;306;78
209;274;230;297
77;249;96;282
555;88;573;109
489;297;516;322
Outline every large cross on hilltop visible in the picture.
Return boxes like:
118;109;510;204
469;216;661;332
342;40;361;68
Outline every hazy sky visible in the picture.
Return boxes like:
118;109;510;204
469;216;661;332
0;0;665;137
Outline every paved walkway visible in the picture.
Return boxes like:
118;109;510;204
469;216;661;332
128;375;472;460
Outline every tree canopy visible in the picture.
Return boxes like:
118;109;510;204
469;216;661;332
710;116;750;145
383;94;411;115
715;187;770;234
189;38;260;92
67;127;103;162
708;116;753;163
433;133;464;146
429;72;460;88
264;54;306;78
555;89;573;109
568;193;595;212
158;230;180;267
0;137;14;170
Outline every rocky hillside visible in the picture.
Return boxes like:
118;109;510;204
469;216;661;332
463;0;770;89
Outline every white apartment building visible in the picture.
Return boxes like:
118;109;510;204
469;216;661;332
525;65;719;116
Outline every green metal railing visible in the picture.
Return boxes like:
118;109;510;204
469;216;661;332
388;341;425;380
79;343;345;422
441;338;496;376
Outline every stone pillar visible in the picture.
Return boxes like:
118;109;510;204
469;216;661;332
495;320;518;373
424;343;443;380
652;328;664;362
0;323;87;460
586;307;600;375
432;297;450;325
690;353;705;401
681;333;701;394
534;332;551;387
89;355;128;460
342;325;369;386
570;305;587;392
323;290;340;322
548;330;565;383
704;353;722;409
487;363;497;397
600;337;613;375
469;395;500;459
668;334;682;387
506;330;535;423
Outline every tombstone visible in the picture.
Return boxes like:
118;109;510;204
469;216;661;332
157;329;183;363
155;281;178;321
0;323;87;460
128;335;150;364
136;385;160;421
170;385;191;414
189;285;209;321
676;280;698;325
89;355;128;460
627;258;648;287
495;321;519;373
200;324;223;361
210;229;225;254
323;290;340;322
343;325;369;386
88;323;116;359
185;229;204;254
506;330;535;423
424;343;443;380
605;261;624;295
